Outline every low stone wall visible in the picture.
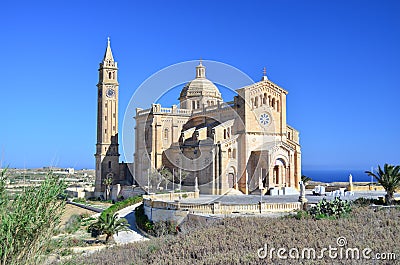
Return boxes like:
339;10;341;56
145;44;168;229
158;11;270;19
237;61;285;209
143;191;199;201
351;185;385;192
67;201;103;213
144;206;189;224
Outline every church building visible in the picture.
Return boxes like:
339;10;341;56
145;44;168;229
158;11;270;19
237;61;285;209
95;39;301;197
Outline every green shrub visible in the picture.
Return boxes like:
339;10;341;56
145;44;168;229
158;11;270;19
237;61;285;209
309;197;351;219
64;214;82;234
135;204;154;233
72;197;86;204
134;204;176;237
0;171;66;265
293;210;310;220
353;197;375;206
100;195;143;220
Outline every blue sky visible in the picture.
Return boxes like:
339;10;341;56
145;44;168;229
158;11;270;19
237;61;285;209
1;0;399;170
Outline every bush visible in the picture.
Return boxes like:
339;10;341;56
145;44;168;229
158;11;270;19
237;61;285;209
309;197;351;219
135;204;154;233
0;171;66;265
353;197;375;206
134;204;177;237
72;198;86;204
293;210;311;220
100;195;143;220
64;214;82;234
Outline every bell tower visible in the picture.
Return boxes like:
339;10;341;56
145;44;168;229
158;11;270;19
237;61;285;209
94;37;120;197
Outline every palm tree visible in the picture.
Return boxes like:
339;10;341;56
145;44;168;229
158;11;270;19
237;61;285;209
88;213;131;242
365;164;400;205
103;176;113;201
301;175;312;185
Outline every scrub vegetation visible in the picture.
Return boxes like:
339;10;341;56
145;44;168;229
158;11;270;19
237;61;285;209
0;168;66;265
62;205;400;265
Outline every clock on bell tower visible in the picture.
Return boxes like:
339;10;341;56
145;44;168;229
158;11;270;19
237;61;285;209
94;37;120;197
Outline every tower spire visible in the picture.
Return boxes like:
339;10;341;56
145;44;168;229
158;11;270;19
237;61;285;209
103;37;114;62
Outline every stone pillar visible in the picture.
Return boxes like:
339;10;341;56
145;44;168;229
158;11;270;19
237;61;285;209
259;201;265;214
212;202;220;214
348;174;353;191
211;148;215;195
174;200;181;210
194;176;200;198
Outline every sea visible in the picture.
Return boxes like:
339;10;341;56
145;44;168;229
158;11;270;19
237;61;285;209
302;169;376;183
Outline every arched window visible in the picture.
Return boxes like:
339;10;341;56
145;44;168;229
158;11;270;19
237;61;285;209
109;72;112;79
108;161;112;169
272;98;275;108
255;97;258;107
228;148;232;158
268;95;271;106
224;129;227;139
277;100;280;112
232;148;236;159
263;93;267;105
251;98;254;109
288;132;291;140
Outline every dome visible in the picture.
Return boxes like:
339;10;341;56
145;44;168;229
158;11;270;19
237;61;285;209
179;62;222;100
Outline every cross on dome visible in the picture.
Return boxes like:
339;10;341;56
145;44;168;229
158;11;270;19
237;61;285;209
196;59;206;78
261;66;268;81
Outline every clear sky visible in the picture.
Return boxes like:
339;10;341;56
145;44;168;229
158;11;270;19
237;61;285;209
1;0;399;170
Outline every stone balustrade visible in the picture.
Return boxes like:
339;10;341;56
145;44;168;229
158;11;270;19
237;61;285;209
143;196;301;215
136;102;235;117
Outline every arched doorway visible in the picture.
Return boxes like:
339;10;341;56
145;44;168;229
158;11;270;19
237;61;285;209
273;158;286;186
227;167;236;188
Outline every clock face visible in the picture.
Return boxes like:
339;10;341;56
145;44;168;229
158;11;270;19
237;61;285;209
106;88;115;98
259;113;270;126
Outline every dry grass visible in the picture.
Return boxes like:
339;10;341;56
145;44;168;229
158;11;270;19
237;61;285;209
59;204;96;229
63;206;400;265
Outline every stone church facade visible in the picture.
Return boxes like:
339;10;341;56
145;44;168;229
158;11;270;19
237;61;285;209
95;39;301;197
134;64;302;195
